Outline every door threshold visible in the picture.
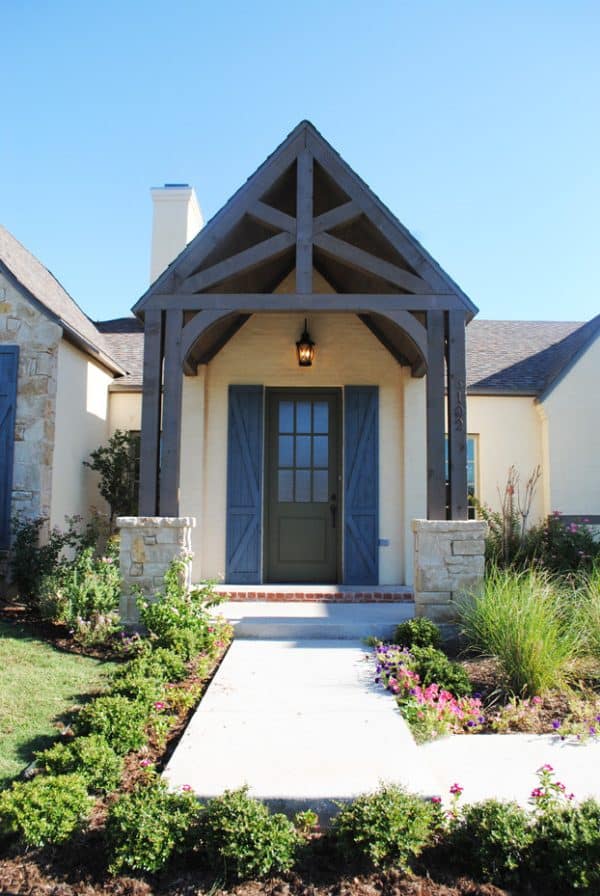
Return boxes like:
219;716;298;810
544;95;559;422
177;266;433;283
212;584;413;603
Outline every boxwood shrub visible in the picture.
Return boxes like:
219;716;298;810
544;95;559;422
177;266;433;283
37;734;123;794
0;773;92;848
105;780;201;873
76;694;149;754
331;784;437;870
197;786;299;880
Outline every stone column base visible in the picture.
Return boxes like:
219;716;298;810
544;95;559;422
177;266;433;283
116;516;196;625
412;519;487;629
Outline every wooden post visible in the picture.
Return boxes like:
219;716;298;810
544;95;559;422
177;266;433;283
159;309;184;516
426;310;446;519
296;149;313;294
446;310;468;520
138;309;163;515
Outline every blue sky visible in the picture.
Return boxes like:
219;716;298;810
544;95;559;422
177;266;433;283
2;1;599;323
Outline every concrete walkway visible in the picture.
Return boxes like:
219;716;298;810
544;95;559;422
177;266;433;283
163;638;439;819
164;603;600;815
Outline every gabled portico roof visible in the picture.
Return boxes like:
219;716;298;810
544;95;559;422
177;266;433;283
132;121;476;374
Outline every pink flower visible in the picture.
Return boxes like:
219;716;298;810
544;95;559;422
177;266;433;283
531;787;543;799
140;758;152;768
181;784;193;792
153;701;166;711
449;783;463;795
532;696;542;705
431;795;442;804
539;763;553;773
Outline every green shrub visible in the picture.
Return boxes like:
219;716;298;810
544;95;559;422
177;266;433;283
39;544;121;632
112;646;187;686
105;780;201;873
137;561;223;660
393;618;441;650
84;429;139;530
458;565;582;695
448;800;532;887
331;784;436;870
0;773;92;847
198;786;299;880
37;734;123;793
10;517;72;604
76;694;148;754
528;799;600;891
408;646;471;697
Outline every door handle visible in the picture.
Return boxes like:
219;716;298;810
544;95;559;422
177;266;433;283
330;493;337;528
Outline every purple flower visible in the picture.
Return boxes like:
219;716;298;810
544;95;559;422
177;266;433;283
552;720;561;730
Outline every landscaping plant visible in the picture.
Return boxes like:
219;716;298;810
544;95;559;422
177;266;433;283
332;784;438;871
37;734;123;794
76;694;149;754
374;644;484;742
458;565;582;696
105;779;201;873
448;799;533;888
0;773;92;848
197;786;299;880
83;429;139;530
408;645;471;696
393;617;441;650
137;559;225;661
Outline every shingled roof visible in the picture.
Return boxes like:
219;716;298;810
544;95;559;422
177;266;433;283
97;314;599;396
0;225;124;375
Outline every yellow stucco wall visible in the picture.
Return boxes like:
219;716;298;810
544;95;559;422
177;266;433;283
109;391;142;434
50;340;112;528
539;335;600;516
466;394;546;524
179;312;417;585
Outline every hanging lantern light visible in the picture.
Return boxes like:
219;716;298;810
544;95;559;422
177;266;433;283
296;318;315;367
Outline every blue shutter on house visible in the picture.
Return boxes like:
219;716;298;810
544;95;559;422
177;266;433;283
344;386;379;585
226;385;264;583
0;346;19;549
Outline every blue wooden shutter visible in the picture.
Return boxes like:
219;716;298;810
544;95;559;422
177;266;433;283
344;386;379;585
0;346;19;549
226;385;264;583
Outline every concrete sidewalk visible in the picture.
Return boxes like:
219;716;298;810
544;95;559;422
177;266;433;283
163;638;440;819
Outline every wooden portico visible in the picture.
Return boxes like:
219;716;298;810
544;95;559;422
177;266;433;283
133;122;477;580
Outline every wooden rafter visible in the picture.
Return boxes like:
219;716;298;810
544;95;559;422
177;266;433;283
314;232;431;294
181;232;295;293
296;149;313;294
313;201;361;234
143;292;462;313
249;201;296;233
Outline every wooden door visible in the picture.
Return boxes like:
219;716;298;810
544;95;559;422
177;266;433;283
265;390;340;583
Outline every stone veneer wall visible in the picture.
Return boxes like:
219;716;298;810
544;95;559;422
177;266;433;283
412;519;487;625
0;277;62;578
117;517;196;625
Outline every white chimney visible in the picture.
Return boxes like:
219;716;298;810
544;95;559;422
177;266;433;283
150;184;204;283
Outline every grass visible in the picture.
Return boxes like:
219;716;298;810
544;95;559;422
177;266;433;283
458;566;585;697
0;619;117;786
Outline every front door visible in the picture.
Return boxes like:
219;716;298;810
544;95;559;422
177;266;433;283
265;389;341;583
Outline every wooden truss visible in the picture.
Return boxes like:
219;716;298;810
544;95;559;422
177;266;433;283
135;121;473;524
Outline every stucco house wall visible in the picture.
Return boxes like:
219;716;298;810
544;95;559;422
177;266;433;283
0;273;61;529
467;394;546;524
50;340;112;528
539;334;600;518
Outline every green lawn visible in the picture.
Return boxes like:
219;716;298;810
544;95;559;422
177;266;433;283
0;619;117;786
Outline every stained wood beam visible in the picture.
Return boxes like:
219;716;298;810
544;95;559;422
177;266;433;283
180;309;240;374
313;201;361;234
314;232;432;294
181;232;295;294
159;310;184;516
296;149;313;293
426;310;446;520
138;134;305;294
249;201;296;233
384;309;428;373
143;292;463;313
446;310;468;520
138;309;163;515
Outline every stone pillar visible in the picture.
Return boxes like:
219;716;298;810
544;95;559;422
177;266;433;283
116;517;196;626
412;519;487;627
